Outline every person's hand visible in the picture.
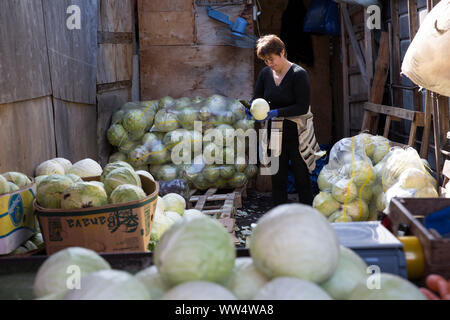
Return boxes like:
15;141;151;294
245;108;253;120
256;109;278;122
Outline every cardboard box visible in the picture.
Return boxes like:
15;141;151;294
35;175;159;255
0;179;38;255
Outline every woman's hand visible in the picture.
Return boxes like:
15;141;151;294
245;108;253;120
256;109;278;122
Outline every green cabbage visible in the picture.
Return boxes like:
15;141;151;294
253;277;332;300
2;172;31;188
33;247;111;298
61;182;108;209
154;216;235;286
224;257;269;300
162;281;236;300
135;266;171;300
250;204;340;283
63;270;151;300
37;175;74;208
103;167;141;195
110;184;146;204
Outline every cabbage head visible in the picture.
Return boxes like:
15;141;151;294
162;193;186;215
67;159;102;178
103;167;141;195
162;281;236;300
0;175;10;194
33;247;111;298
2;172;31;188
331;178;358;203
8;182;19;192
348;273;425;300
63;270;150;300
253;277;331;300
224;257;269;300
110;184;146;204
320;246;368;300
101;161;135;182
312;191;341;217
154;109;179;132
37;175;74;209
52;158;72;172
107;124;128;147
154;216;235;286
35;160;65;176
61;182;108;209
135;266;171;300
250;204;339;283
65;174;83;184
122;109;149;134
177;108;198;130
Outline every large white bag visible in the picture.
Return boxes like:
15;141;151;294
401;1;450;97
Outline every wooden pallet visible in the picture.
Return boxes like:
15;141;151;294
188;187;247;245
188;184;247;209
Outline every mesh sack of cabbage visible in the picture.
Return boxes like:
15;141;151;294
107;95;258;190
378;147;438;214
313;133;391;222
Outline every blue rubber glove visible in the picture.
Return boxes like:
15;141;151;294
256;109;278;122
244;108;253;120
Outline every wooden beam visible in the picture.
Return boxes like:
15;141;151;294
369;31;390;104
390;0;402;108
432;93;442;188
438;96;449;143
364;10;374;95
364;102;422;121
340;4;350;137
342;6;368;86
407;0;419;40
408;0;423;112
420;91;432;158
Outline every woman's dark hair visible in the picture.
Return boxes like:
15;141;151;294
256;35;286;60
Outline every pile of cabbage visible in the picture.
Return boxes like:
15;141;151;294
33;203;425;300
313;133;438;222
0;171;33;195
106;95;258;190
35;158;152;209
148;193;205;251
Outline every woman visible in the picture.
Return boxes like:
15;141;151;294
248;34;323;207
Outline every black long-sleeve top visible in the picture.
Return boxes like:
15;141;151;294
252;63;311;141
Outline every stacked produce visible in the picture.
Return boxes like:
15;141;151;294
0;171;33;195
34;158;150;209
313;133;438;222
8;233;44;255
106;95;258;190
149;193;205;251
32;203;426;300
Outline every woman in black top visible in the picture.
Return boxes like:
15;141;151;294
249;34;315;207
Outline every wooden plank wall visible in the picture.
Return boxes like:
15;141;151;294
0;0;134;175
138;0;254;101
43;0;99;163
97;0;134;166
0;1;55;176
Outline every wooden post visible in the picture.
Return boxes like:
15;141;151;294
407;0;422;112
433;93;442;189
390;0;402;108
340;4;350;138
421;91;432;158
364;9;374;97
342;5;368;86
